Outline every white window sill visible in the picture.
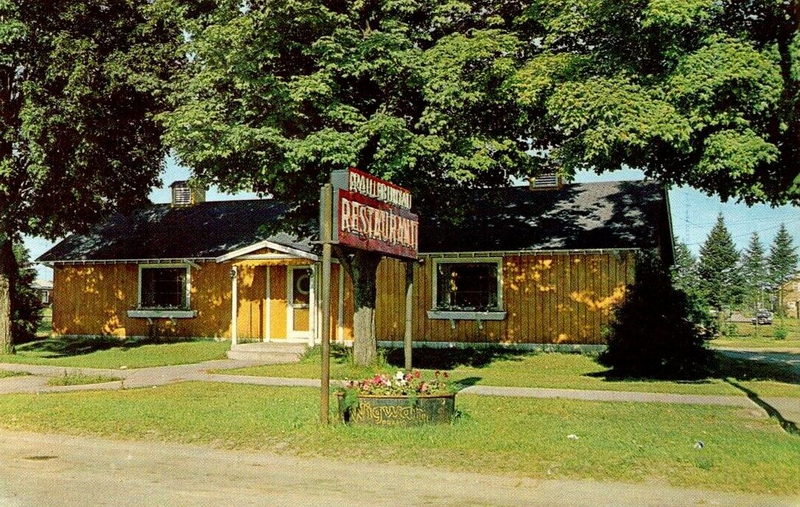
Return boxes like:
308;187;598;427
127;309;197;319
426;310;507;321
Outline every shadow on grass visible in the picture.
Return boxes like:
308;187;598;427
584;351;799;386
383;347;532;370
725;379;799;436
14;335;200;358
452;376;483;390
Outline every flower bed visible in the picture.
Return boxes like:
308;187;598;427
337;370;456;426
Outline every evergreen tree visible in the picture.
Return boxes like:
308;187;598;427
601;253;712;379
671;238;698;294
671;237;715;335
697;214;744;311
12;244;43;345
740;232;768;312
767;224;799;316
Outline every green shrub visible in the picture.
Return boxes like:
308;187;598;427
774;324;788;341
600;253;712;379
12;244;44;345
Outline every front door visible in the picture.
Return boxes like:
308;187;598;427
287;266;312;339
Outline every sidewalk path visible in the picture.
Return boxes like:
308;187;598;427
0;430;796;506
0;360;796;426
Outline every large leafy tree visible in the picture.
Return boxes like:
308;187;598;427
515;0;799;204
767;223;799;315
740;232;769;311
697;214;744;311
161;1;531;365
0;1;180;353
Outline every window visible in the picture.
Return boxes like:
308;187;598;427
436;262;500;310
139;266;189;309
428;258;505;321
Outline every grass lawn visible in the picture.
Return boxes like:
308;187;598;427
0;337;229;369
36;307;52;338
218;347;800;398
46;372;120;387
0;370;27;379
711;318;800;349
0;382;794;494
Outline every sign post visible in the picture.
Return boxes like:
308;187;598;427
319;184;333;424
319;168;418;423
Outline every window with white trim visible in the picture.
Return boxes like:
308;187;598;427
433;259;502;311
139;266;190;309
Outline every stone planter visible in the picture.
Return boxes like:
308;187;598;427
336;392;456;426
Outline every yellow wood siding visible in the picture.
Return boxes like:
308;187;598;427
51;250;633;344
375;252;633;344
53;262;234;338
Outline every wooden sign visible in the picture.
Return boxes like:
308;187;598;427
330;168;418;260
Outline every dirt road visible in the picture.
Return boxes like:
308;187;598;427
0;431;795;506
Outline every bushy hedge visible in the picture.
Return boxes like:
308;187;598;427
600;253;712;379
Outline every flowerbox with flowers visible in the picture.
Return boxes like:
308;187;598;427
336;370;455;426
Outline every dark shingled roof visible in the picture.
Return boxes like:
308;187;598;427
38;180;672;263
420;180;671;254
37;200;314;262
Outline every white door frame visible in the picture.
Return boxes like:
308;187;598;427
287;265;313;341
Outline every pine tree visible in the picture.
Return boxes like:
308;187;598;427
12;244;43;345
697;214;744;311
767;224;799;316
671;239;698;294
601;252;712;379
671;237;715;334
740;232;768;313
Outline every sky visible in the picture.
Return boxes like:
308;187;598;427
25;158;800;280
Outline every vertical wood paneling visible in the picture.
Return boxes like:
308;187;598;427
52;250;636;345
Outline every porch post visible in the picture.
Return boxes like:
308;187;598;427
230;266;238;346
309;264;317;347
265;265;271;343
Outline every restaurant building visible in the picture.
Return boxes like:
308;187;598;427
37;178;673;348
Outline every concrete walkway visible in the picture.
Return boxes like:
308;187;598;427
0;359;797;427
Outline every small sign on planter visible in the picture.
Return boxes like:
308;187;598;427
336;393;456;427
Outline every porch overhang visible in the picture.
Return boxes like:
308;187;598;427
215;240;319;263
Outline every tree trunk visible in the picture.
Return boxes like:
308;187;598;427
350;250;381;366
0;236;16;354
